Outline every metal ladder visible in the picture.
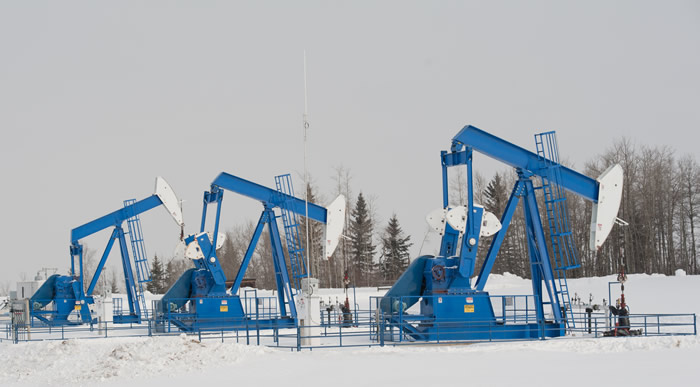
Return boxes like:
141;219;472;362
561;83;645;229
124;199;151;320
534;132;578;328
274;174;307;291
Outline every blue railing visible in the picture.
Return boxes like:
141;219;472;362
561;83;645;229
4;296;697;348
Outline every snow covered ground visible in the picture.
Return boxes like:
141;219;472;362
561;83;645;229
1;273;698;386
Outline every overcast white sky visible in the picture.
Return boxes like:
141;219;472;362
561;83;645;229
1;1;698;286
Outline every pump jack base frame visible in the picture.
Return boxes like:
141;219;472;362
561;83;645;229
158;294;298;333
383;318;565;342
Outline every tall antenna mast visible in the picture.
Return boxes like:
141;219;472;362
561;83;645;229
303;50;312;283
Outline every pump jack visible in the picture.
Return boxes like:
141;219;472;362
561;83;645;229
159;172;345;332
30;177;183;325
380;125;624;341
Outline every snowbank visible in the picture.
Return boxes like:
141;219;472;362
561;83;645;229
0;335;270;386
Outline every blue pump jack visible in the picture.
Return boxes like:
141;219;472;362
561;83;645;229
380;125;624;341
29;177;184;326
159;172;345;332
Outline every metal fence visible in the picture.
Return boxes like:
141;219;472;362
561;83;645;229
2;295;696;349
568;311;696;337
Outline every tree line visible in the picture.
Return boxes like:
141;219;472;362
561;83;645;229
570;139;698;277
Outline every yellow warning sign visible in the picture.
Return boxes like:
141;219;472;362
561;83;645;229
74;305;81;311
464;305;474;313
220;305;228;312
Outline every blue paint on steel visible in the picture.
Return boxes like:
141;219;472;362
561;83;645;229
475;180;525;291
161;268;195;312
194;233;227;292
115;225;142;323
380;256;429;313
211;172;328;223
267;209;297;318
86;228;119;295
452;125;599;202
30;275;81;326
522;178;563;322
70;195;162;242
30;274;60;309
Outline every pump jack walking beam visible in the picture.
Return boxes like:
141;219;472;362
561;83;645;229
451;126;623;251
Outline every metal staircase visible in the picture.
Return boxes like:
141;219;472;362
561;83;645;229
274;174;307;291
534;131;578;328
123;199;150;320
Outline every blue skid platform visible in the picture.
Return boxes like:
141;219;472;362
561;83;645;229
381;292;565;342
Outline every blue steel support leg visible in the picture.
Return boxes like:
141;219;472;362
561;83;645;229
86;228;119;295
525;218;545;324
269;239;287;316
231;211;268;294
268;212;298;318
523;180;563;322
475;180;525;291
117;226;141;319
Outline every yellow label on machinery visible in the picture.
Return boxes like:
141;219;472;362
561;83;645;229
220;305;228;312
75;305;81;311
464;305;474;313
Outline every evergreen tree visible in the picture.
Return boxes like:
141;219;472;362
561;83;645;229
349;192;376;286
218;230;240;281
147;255;166;294
379;214;413;281
484;173;508;215
110;270;120;293
483;172;512;274
298;183;326;284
